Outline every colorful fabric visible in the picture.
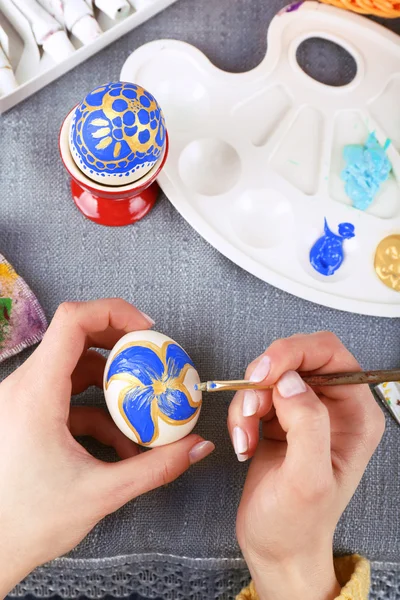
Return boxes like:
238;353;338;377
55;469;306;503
0;254;47;362
320;0;400;18
236;555;370;600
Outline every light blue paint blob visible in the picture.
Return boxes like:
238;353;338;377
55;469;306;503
194;383;199;391
310;219;355;276
341;132;392;211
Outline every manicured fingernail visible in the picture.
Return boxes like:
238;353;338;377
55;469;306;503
243;390;259;417
189;441;215;464
139;310;155;326
237;453;249;463
233;426;248;455
249;355;271;382
277;370;307;398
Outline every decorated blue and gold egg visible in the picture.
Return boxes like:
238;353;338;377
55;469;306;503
103;331;202;447
69;82;167;186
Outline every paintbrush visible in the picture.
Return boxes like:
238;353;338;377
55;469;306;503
195;369;400;393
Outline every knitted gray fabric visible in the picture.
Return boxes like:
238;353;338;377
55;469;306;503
1;0;400;597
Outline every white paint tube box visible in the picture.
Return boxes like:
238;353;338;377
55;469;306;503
0;0;178;114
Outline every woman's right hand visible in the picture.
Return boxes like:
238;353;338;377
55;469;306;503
228;332;385;600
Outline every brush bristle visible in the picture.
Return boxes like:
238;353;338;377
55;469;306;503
195;382;208;392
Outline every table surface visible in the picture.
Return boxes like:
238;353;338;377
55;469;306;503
1;0;400;594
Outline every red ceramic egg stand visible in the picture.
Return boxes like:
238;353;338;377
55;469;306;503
59;109;169;227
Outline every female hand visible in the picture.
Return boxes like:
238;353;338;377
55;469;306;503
228;332;385;600
0;299;214;596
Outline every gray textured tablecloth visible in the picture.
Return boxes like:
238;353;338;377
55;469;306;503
1;0;400;597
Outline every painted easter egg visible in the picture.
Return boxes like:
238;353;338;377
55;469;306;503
103;331;202;447
69;82;167;186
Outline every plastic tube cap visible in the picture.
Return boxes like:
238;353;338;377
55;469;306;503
42;30;75;63
71;15;102;44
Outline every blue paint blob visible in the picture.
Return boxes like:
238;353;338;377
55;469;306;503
209;382;217;389
107;342;198;445
113;116;122;127
138;109;150;125
139;130;151;144
341;132;392;211
125;126;138;137
122;88;137;99
310;219;355;276
140;95;151;108
123;111;135;126
112;99;128;112
113;128;123;140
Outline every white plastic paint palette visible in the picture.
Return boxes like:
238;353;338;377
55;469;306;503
121;1;400;317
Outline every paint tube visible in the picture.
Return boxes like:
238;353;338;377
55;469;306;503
127;0;147;10
375;382;400;425
0;44;18;96
36;0;102;45
11;0;75;62
94;0;131;20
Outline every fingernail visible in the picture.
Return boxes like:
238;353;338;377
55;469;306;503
277;370;307;398
249;355;271;382
233;426;248;455
189;441;215;464
237;453;249;463
139;310;155;327
243;390;259;417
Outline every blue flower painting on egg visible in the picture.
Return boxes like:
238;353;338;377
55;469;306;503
105;341;201;445
70;82;166;181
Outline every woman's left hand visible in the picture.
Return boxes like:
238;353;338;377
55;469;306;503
0;299;214;596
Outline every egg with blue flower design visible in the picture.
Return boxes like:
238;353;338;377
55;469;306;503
104;331;202;447
69;82;167;186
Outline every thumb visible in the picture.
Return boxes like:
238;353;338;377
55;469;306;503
94;435;214;514
273;371;332;488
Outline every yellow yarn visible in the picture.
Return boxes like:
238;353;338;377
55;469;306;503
320;0;400;18
236;555;370;600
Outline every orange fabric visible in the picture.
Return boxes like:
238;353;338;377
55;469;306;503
236;555;370;600
320;0;400;18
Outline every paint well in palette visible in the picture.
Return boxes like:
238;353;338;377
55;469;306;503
341;132;391;211
329;112;399;219
270;106;323;195
374;234;400;292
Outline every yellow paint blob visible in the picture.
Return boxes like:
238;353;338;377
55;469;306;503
374;234;400;292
